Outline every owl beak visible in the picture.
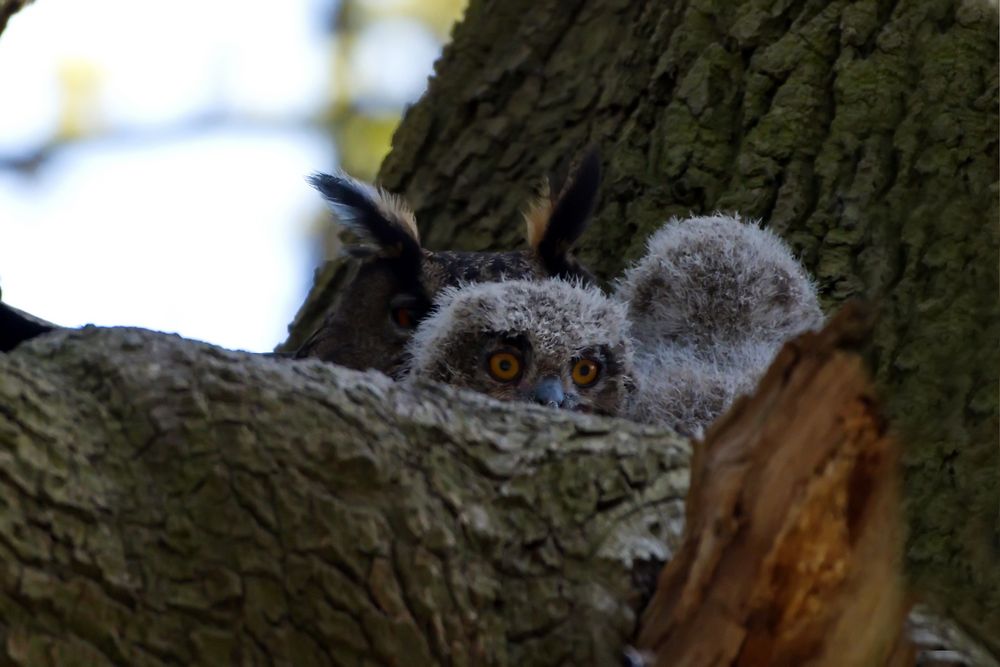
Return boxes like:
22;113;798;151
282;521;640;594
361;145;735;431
533;377;565;408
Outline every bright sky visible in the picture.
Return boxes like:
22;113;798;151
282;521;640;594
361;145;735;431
0;0;442;352
0;131;329;352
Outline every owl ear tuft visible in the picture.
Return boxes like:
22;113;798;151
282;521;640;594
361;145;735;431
524;148;601;280
309;171;422;273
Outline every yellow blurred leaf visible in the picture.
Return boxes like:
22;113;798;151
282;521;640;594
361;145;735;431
56;58;103;141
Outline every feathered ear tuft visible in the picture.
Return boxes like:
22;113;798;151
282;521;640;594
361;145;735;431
309;171;422;267
523;180;552;250
525;148;601;279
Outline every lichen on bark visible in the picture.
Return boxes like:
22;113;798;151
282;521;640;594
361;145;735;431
0;327;688;665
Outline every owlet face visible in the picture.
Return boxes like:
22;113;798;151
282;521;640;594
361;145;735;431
405;279;634;416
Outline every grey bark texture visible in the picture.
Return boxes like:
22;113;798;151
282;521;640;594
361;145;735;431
285;0;1000;648
0;328;688;665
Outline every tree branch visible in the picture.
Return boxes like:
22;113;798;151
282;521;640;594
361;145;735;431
0;326;688;665
0;0;32;37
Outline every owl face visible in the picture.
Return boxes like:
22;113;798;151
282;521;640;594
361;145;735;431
405;279;634;416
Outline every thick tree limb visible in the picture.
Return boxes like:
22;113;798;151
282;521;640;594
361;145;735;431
2;317;995;664
0;327;688;665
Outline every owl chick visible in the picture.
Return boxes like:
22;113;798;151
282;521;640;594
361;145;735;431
294;150;602;377
616;213;824;436
403;279;634;416
616;213;824;355
403;212;823;438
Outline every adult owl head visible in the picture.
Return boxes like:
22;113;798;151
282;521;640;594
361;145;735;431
295;150;603;377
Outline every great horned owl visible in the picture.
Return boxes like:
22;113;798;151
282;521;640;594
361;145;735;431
405;213;823;438
294;150;602;377
403;279;634;416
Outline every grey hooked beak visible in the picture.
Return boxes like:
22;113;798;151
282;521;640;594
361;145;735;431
533;376;565;408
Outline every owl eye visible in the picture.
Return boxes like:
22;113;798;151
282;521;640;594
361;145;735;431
487;351;522;382
391;306;416;329
388;294;427;331
571;358;601;387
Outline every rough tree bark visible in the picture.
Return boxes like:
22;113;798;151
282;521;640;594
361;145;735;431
284;0;999;649
1;0;996;661
7;314;971;665
0;328;689;665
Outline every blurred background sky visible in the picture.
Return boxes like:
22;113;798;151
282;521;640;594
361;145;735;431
0;0;464;352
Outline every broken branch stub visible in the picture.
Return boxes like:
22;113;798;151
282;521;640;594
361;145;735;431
637;303;911;666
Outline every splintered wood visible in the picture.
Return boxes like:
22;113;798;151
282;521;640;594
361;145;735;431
637;304;912;667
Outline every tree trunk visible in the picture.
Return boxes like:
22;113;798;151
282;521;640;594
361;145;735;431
286;0;999;649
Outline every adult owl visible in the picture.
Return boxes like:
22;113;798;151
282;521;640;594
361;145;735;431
294;150;602;378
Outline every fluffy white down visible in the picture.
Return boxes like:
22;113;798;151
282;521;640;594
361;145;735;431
402;214;823;439
404;278;631;378
616;213;824;436
624;342;777;438
616;213;823;353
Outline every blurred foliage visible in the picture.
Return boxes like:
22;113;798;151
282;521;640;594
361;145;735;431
7;0;466;181
342;0;467;46
57;59;102;141
324;0;466;181
311;0;466;260
1;0;467;281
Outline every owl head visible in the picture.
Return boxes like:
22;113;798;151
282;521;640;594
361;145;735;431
404;278;634;416
616;213;824;355
295;150;603;377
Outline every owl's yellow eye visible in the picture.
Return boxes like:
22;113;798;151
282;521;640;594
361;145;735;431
487;351;522;382
571;358;601;386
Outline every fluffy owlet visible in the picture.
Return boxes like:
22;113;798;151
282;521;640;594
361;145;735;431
616;214;824;436
404;211;823;438
404;279;634;416
294;151;602;377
